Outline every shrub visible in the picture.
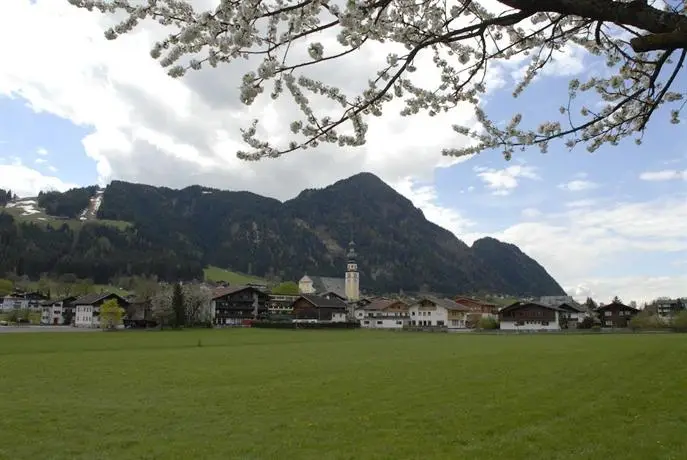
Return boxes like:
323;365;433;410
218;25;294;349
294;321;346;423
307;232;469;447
671;311;687;332
475;316;499;330
578;316;594;329
629;311;666;331
252;321;360;329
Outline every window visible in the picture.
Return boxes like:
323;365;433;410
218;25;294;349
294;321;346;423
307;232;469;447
604;311;612;316
363;321;369;325
376;321;382;325
542;321;549;326
437;321;444;326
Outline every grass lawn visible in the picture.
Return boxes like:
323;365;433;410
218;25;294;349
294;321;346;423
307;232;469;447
0;331;686;459
203;265;267;285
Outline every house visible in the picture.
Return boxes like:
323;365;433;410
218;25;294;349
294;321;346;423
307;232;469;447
454;295;499;327
498;301;564;331
1;291;48;311
73;293;130;328
655;298;685;319
539;295;576;306
211;286;269;326
454;296;499;317
267;294;300;315
291;294;348;322
408;296;470;329
556;301;589;328
596;300;639;328
355;298;410;329
40;296;77;325
123;297;157;328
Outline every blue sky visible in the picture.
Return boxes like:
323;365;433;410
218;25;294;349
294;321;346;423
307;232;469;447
0;0;685;303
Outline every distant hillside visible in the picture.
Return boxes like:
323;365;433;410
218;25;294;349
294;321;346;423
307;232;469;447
0;174;565;296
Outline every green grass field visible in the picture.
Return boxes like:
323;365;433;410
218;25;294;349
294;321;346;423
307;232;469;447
0;330;685;459
203;266;267;285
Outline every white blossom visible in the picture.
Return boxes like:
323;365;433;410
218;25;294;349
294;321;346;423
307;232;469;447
68;0;687;161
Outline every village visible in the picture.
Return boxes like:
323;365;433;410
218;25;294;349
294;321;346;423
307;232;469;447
1;242;685;332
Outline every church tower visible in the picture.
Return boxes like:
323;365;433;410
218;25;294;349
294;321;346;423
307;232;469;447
344;241;360;301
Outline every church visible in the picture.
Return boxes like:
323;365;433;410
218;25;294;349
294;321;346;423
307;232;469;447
298;241;360;302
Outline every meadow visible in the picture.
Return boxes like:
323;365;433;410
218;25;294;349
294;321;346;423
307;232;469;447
0;330;685;460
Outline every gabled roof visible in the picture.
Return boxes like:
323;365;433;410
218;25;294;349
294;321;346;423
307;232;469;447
360;299;408;311
557;302;586;313
42;296;77;306
596;301;638;312
297;294;347;309
416;296;470;312
500;301;564;313
306;276;346;299
454;295;498;308
72;292;128;306
211;285;266;300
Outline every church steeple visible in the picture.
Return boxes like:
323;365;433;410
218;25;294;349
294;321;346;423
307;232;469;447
345;241;359;301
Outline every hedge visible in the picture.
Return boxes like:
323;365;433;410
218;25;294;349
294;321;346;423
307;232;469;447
252;321;360;329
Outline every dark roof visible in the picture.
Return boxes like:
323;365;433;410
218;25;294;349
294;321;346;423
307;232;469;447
417;296;470;312
72;292;128;306
308;276;346;299
500;301;564;313
298;294;347;309
558;302;586;313
596;301;638;311
361;299;408;311
211;285;266;300
454;296;498;308
42;296;77;306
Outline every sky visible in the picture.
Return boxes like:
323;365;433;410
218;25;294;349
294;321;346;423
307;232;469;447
0;0;685;304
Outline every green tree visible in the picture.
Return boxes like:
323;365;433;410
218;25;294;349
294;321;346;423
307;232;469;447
62;308;74;326
476;316;499;330
100;299;124;330
271;281;299;296
172;283;185;328
672;311;687;332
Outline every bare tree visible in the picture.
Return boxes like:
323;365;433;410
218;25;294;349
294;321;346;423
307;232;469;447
182;283;213;325
69;1;686;160
151;286;174;329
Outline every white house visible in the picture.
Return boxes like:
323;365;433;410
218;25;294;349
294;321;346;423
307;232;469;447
1;292;47;312
499;301;563;331
73;292;129;328
41;296;77;325
408;296;470;329
556;302;590;327
355;299;410;329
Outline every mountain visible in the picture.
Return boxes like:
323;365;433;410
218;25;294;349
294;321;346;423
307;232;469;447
0;174;566;296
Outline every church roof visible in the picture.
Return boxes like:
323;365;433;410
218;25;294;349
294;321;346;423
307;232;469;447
308;276;346;299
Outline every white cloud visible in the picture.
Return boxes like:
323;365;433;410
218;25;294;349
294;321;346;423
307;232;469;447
558;179;599;192
490;195;687;303
35;158;47;165
475;164;539;195
567;276;687;306
36;147;48;156
521;207;542;218
0;0;490;201
639;169;687;181
393;178;475;237
0;163;77;197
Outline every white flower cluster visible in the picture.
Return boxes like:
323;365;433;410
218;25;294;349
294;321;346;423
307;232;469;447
68;0;687;161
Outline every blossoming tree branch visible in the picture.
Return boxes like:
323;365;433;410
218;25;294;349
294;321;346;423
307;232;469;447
69;0;686;160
